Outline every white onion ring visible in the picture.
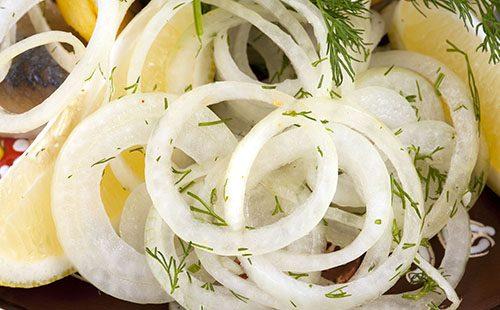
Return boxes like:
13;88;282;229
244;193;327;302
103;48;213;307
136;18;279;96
146;81;338;256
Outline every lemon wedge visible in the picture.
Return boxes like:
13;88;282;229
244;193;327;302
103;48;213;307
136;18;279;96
0;96;132;287
140;6;194;91
0;100;82;287
57;0;97;42
389;0;500;194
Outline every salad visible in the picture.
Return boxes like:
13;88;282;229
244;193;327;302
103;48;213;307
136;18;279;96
0;0;498;309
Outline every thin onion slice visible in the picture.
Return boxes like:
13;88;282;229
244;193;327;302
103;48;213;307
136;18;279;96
146;81;338;256
52;94;177;303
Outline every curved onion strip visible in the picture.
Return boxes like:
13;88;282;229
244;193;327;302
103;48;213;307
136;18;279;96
28;4;81;72
196;251;283;308
351;225;392;280
253;0;316;60
356;66;444;121
467;135;489;208
0;0;129;134
146;81;338;256
111;101;237;190
231;24;257;79
204;0;319;93
214;28;300;95
52;94;176;303
223;116;335;233
346;86;418;129
396;121;456;172
108;0;168;100
126;0;191;89
238;100;424;308
350;10;385;81
324;208;365;230
145;209;269;309
363;206;470;309
0;0;41;43
0;23;16;81
0;30;85;82
119;183;151;253
165;9;242;93
281;0;332;91
265;123;392;272
372;51;479;237
367;11;385;51
248;27;295;83
108;0;190;188
109;157;144;191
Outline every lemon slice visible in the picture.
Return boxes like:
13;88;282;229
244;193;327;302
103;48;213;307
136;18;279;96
140;6;194;91
0;96;130;287
0;100;81;287
57;0;97;42
390;0;500;194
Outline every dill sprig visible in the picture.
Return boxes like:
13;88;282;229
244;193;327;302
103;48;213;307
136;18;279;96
288;271;309;280
193;0;203;42
312;0;370;86
390;174;422;219
407;0;499;64
475;0;499;64
172;167;192;185
392;219;402;244
294;87;313;99
282;110;317;121
272;196;285;215
427;301;441;310
201;282;215;292
179;180;195;193
407;0;474;28
407;145;447;201
230;290;250;303
124;76;140;94
188;191;228;226
198;118;232;127
91;156;115;167
145;241;193;295
402;267;442;300
445;40;481;125
270;55;291;83
422;166;447;201
407;145;444;166
468;171;485;195
325;285;352;298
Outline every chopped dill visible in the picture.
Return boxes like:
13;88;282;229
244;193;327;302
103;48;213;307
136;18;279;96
272;195;284;215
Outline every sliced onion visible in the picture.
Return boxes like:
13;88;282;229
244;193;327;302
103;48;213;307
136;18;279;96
371;51;479;238
119;183;151;253
145;209;269;309
357;66;444;121
28;4;81;72
146;81;338;256
0;0;129;134
52;94;176;303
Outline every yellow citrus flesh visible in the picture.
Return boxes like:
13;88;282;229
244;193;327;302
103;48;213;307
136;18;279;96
122;149;146;180
0;99;133;287
141;6;194;91
101;166;131;229
0;101;83;287
56;0;97;42
390;0;500;194
0;167;63;263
